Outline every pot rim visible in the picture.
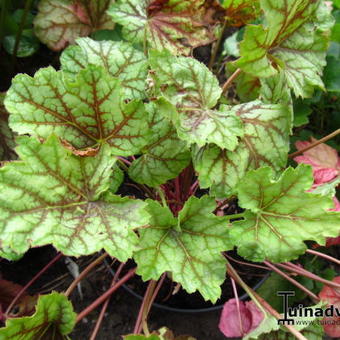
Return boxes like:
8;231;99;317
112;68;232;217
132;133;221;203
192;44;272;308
105;259;270;314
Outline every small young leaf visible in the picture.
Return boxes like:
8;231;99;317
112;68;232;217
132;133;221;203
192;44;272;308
34;0;114;50
60;37;148;99
230;165;340;262
193;101;290;197
150;52;243;149
234;0;334;98
0;292;76;339
128;101;191;187
108;0;224;55
0;93;16;161
5;65;150;156
0;136;148;261
134;196;233;302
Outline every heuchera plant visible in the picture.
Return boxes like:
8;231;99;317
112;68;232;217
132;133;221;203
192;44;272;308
0;0;339;339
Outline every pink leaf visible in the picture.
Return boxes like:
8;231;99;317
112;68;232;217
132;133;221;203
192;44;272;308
319;277;340;338
219;298;264;337
294;138;340;185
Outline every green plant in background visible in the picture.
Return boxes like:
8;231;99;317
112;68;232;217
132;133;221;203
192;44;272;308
0;0;39;58
0;0;339;339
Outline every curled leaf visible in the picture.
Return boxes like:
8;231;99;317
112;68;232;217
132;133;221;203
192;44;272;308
0;292;76;339
149;51;244;150
219;298;264;337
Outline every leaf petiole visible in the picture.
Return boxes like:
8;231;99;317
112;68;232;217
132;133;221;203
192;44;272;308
289;128;340;158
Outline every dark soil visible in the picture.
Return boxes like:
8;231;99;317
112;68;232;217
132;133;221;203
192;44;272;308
0;246;267;340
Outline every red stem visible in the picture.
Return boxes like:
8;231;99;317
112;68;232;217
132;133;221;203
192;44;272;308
224;253;270;271
306;249;340;266
5;252;63;317
231;278;245;335
134;280;157;334
134;274;166;334
189;180;199;195
118;157;131;166
76;268;136;324
277;263;340;289
89;262;126;340
264;261;319;302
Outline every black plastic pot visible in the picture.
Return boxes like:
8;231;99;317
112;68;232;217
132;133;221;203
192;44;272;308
105;259;269;314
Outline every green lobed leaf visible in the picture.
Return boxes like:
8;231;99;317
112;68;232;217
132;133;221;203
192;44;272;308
108;0;222;55
0;292;76;340
149;51;243;150
60;37;148;99
0;135;148;261
134;196;233;302
234;0;334;98
34;0;114;51
0;93;16;161
193;101;290;198
128;100;191;187
5;65;150;157
230;164;340;262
